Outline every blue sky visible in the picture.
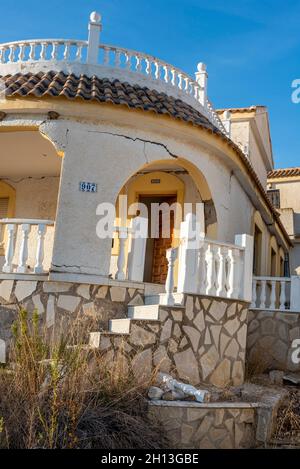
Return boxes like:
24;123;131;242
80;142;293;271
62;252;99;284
1;0;300;168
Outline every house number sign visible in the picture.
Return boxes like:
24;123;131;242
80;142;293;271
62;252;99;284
79;182;98;193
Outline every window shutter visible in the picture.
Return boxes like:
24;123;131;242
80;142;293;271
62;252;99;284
0;198;9;219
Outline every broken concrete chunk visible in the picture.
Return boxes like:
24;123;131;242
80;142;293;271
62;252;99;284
283;373;300;385
148;386;164;401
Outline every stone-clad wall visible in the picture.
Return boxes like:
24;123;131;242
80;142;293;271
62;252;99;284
0;279;143;349
148;401;258;449
100;295;249;387
247;310;300;372
0;280;249;387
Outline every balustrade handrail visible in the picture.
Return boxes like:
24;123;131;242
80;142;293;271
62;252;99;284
253;275;291;282
0;218;55;275
0;218;54;225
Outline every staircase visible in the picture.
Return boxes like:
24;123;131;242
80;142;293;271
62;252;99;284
88;290;184;351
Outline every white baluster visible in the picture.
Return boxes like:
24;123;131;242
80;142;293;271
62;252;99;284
165;248;178;306
260;280;267;309
17;224;31;273
216;246;227;297
2;224;16;273
51;42;59;60
251;279;257;308
155;61;160;80
206;244;216;296
29;43;35;60
185;77;190;93
115;228;127;281
145;58;151;75
8;45;16;62
18;44;26;62
136;55;142;72
171;69;176;86
63;42;71;60
75;44;83;62
280;281;286;310
103;47;109;65
270;280;277;310
34;224;47;274
40;42;47;60
126;53;131;70
164;65;169;83
178;73;183;90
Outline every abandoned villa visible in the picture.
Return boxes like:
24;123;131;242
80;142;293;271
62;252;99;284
0;12;300;449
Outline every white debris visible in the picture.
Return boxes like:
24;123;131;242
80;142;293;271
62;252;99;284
158;372;211;403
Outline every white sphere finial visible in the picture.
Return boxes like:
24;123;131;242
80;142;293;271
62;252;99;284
197;62;207;72
90;11;101;24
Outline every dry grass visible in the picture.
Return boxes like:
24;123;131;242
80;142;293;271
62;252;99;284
0;309;167;449
245;346;273;380
273;391;300;444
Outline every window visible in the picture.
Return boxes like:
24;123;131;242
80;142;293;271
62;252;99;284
267;189;280;209
253;225;262;275
270;247;276;276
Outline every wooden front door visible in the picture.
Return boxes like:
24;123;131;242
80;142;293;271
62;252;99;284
139;195;176;284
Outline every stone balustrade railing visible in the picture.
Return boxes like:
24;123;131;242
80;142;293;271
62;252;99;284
0;219;54;275
252;276;290;311
111;217;148;282
164;214;254;305
0;12;229;137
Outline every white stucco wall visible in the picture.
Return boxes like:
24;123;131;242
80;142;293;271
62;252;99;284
39;115;258;277
8;176;60;220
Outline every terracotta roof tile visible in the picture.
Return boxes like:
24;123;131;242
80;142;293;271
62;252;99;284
0;71;292;246
268;168;300;179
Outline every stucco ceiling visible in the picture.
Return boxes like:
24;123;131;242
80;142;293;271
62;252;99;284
0;130;61;177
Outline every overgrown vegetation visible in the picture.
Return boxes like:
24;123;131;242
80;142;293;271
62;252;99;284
0;309;166;449
274;391;300;444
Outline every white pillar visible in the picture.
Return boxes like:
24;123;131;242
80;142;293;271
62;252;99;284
87;11;102;65
195;62;208;107
290;276;300;311
235;234;254;302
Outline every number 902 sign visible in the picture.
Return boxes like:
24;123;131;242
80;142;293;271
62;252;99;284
79;182;98;193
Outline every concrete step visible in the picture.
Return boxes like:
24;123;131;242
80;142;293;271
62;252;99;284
127;304;160;320
109;318;131;334
144;283;165;296
145;293;185;306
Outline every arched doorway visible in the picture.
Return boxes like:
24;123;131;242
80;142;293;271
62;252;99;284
111;159;217;285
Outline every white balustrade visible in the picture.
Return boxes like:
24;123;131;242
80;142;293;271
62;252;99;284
0;12;229;137
0;219;54;275
251;277;292;311
111;217;148;283
173;215;253;302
